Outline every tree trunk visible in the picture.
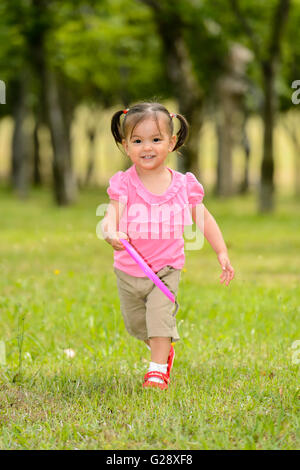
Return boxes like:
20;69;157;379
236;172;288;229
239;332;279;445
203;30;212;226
33;120;42;186
239;118;251;193
11;76;29;198
259;61;276;212
45;69;77;205
215;44;253;196
27;0;76;204
84;128;96;187
229;0;291;212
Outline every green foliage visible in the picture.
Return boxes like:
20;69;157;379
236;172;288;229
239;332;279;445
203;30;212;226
1;0;299;113
0;1;27;82
182;1;229;93
47;0;168;104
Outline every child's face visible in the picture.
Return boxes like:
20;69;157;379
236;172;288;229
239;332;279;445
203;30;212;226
122;114;176;172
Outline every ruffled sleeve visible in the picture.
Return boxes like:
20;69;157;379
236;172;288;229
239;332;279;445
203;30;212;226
186;172;204;207
107;171;128;204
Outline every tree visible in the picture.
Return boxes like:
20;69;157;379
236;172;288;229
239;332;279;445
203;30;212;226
0;0;78;203
228;0;291;212
27;0;77;205
0;0;30;197
215;43;253;196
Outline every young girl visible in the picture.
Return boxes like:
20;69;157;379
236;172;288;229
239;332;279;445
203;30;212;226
101;102;234;390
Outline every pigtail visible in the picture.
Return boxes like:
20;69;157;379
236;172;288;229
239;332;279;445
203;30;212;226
173;113;189;151
111;110;125;144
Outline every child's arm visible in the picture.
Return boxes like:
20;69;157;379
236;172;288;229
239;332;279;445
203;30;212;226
101;199;129;251
191;204;235;286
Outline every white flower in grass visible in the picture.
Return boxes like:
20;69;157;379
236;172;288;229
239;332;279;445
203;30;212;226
24;352;32;362
63;348;76;358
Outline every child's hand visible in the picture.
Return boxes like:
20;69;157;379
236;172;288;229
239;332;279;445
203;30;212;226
217;252;235;286
107;231;130;251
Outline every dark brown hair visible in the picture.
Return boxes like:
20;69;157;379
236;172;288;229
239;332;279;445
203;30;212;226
111;102;189;152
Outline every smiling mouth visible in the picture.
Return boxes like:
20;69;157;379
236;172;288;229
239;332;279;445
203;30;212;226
141;155;155;159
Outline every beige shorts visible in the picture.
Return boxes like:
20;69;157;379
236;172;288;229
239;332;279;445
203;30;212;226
114;265;181;343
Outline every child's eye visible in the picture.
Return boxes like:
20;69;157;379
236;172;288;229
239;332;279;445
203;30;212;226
133;139;141;144
153;138;161;142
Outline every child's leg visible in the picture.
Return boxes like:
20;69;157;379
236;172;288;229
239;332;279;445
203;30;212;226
143;267;181;387
149;337;171;364
143;337;172;387
114;268;149;340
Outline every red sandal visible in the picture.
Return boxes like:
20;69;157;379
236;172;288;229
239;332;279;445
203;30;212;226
143;344;175;390
167;344;175;378
142;371;170;390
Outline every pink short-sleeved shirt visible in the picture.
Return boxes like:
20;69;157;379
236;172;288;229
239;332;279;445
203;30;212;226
106;164;204;277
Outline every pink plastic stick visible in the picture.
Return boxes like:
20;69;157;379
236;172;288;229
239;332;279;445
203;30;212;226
119;239;175;303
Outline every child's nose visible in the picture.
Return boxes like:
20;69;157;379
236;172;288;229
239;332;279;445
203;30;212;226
143;141;152;151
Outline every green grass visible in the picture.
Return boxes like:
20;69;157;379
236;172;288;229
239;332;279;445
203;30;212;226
0;185;299;450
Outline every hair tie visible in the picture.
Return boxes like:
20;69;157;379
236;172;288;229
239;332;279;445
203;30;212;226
170;113;177;118
123;108;129;114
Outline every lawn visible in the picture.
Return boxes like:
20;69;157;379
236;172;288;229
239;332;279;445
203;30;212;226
0;185;299;450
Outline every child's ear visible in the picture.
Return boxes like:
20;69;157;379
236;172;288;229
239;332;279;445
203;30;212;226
168;135;177;152
122;139;128;154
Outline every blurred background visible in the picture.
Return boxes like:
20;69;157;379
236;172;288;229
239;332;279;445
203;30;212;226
0;0;299;212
